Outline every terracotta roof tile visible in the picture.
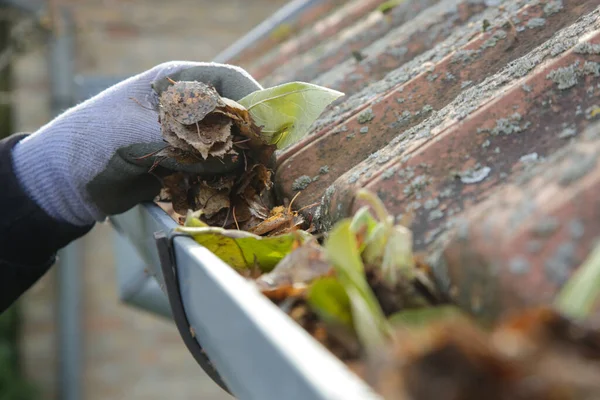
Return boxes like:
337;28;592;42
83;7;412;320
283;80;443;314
262;0;443;87
229;0;349;66
247;0;389;80
444;119;600;319
241;0;600;316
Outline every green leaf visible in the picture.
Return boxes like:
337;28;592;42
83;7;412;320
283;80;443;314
377;0;405;14
354;189;415;285
307;277;353;329
238;82;344;149
388;305;464;328
255;240;331;289
349;206;378;235
184;210;209;228
555;242;600;319
349;206;378;253
176;226;309;272
324;220;390;353
378;226;415;284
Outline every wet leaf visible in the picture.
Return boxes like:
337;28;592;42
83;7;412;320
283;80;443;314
307;277;354;330
324;219;390;353
177;225;310;272
555;242;600;319
238;82;344;149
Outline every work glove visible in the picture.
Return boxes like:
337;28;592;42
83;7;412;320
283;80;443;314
11;61;263;227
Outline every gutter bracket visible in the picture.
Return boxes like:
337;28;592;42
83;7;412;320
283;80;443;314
154;231;231;394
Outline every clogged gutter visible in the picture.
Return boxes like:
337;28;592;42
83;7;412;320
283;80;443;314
148;76;600;399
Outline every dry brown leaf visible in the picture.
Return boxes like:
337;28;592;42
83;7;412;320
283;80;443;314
205;137;235;159
248;206;292;235
236;163;272;196
155;79;277;233
160;116;197;153
161;173;191;215
190;181;230;217
172;114;233;159
159;80;223;125
261;285;308;303
282;297;360;361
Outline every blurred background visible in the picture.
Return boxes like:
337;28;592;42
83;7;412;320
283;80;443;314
0;0;288;399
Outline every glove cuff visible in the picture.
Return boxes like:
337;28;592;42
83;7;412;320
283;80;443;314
11;126;106;226
1;133;94;265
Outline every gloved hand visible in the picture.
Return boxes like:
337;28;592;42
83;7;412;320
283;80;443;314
11;61;263;227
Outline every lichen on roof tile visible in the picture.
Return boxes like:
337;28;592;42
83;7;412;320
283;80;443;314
255;0;600;303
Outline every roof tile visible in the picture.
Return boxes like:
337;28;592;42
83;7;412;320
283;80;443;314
262;0;442;87
238;0;600;316
248;0;389;80
230;0;349;66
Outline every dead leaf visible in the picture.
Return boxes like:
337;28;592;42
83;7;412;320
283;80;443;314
162;112;234;160
261;285;308;303
247;191;309;236
190;180;230;217
255;240;332;290
236;163;272;195
283;297;361;361
161;173;191;214
160;115;198;153
248;205;295;235
159;80;223;125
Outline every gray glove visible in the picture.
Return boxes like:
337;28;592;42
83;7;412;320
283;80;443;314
11;61;263;226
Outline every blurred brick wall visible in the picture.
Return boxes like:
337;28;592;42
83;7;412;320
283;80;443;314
12;1;287;399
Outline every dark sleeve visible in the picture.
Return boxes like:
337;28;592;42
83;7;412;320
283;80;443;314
0;133;94;313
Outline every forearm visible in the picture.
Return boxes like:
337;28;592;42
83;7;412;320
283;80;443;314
0;133;93;312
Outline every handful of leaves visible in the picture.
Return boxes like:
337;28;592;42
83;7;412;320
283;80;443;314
153;78;343;228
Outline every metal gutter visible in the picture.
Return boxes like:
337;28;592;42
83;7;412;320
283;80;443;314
110;204;173;287
108;1;384;395
110;203;382;400
113;234;172;318
213;0;323;63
